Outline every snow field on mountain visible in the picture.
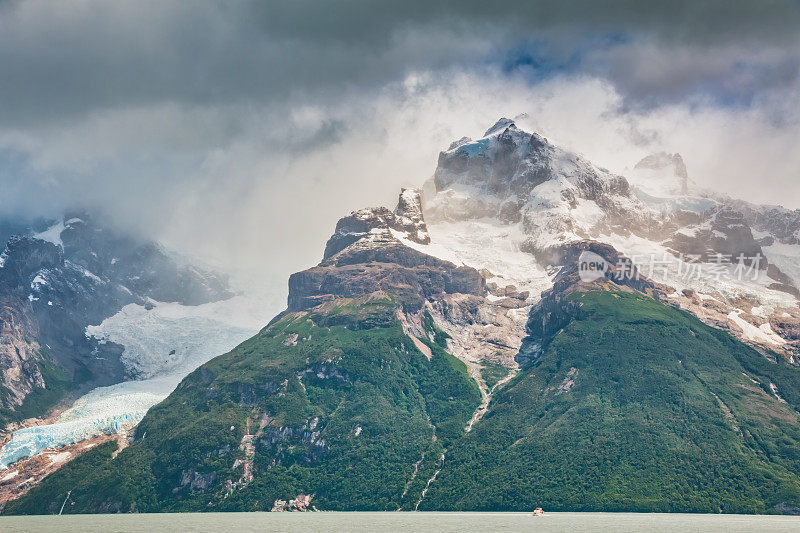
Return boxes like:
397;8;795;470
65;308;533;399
727;310;786;346
394;218;553;298
763;241;800;289
32;221;65;247
88;301;258;379
602;232;797;313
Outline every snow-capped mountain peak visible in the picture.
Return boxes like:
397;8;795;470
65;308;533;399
430;120;648;255
483;117;518;136
422;120;800;364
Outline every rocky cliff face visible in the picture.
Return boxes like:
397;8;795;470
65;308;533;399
724;199;800;246
290;189;484;312
667;206;766;266
0;297;44;409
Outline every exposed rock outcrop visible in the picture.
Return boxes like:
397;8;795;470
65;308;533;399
517;241;654;368
271;493;315;512
289;192;485;312
394;188;430;244
0;298;44;408
667;206;766;267
323;188;430;261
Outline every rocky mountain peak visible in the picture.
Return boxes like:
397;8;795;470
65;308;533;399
635;152;687;178
429;119;643;252
393;188;430;245
483;117;517;136
633;151;690;195
323;188;431;261
321;207;397;261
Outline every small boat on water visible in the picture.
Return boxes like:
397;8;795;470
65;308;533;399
532;507;544;516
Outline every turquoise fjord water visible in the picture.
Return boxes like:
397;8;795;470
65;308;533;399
1;512;800;532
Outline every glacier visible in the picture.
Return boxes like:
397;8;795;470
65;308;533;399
0;272;284;471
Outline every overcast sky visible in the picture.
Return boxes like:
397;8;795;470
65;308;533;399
1;0;799;278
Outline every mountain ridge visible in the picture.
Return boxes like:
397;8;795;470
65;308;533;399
5;119;800;514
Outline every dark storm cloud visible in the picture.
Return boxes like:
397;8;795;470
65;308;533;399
1;0;799;127
0;0;798;274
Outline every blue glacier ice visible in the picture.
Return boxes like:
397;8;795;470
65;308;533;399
0;273;284;471
457;138;490;157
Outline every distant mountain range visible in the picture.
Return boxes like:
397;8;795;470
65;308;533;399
5;119;800;514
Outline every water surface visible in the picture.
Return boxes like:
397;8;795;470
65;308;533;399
2;512;799;533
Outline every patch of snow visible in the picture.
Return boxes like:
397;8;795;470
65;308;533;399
0;469;18;481
395;218;552;298
390;228;461;265
47;451;72;465
30;273;48;288
82;269;102;283
569;198;605;230
118;284;133;295
33;221;65;248
728;310;786;346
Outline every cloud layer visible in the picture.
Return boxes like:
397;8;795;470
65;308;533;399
0;0;798;279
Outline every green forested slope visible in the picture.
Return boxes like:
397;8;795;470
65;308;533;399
8;288;800;515
4;295;480;513
421;288;800;514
